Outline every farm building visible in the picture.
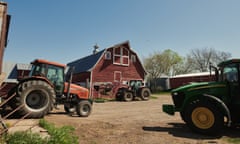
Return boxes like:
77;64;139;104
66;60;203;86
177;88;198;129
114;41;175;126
153;72;215;91
0;62;31;96
67;41;147;99
169;72;215;89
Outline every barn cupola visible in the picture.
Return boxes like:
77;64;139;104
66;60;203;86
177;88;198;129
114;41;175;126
93;44;99;54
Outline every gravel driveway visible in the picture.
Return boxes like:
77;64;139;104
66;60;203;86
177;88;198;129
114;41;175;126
42;94;239;144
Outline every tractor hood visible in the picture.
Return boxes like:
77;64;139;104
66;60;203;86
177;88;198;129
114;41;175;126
64;82;89;99
170;81;228;110
171;81;228;100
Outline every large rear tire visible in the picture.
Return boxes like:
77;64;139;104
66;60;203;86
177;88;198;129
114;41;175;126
184;100;223;135
12;80;55;118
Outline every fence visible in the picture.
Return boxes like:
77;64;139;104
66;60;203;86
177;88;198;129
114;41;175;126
0;85;32;135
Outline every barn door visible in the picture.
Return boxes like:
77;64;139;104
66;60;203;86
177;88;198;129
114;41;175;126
114;71;122;82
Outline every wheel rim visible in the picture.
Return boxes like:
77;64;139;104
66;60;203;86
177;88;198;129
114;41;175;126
125;93;132;101
126;94;132;99
191;107;215;129
82;104;90;114
26;90;48;110
143;91;150;98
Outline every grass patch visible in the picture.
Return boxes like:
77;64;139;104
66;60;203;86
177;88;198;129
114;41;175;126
227;138;240;144
1;119;78;144
150;95;158;99
152;91;171;95
39;119;78;144
5;131;47;144
94;98;116;103
94;98;107;103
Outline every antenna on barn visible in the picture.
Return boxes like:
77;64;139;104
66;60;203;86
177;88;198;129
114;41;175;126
93;44;99;54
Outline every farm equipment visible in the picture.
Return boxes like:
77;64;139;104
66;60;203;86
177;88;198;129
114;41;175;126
116;80;151;101
162;59;240;135
2;59;92;118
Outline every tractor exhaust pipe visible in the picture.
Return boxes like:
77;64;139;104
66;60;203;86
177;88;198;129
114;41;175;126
66;66;74;99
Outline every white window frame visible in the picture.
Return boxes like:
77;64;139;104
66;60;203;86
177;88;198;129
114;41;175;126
114;71;122;82
105;51;111;60
131;55;136;63
113;47;129;66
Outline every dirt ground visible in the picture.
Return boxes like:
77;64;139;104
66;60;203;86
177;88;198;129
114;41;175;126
39;94;238;144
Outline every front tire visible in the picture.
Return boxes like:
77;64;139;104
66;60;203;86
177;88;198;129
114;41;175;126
76;100;92;117
12;80;55;118
123;92;133;102
185;100;223;135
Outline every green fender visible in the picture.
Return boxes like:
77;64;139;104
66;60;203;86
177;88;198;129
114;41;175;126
202;94;231;127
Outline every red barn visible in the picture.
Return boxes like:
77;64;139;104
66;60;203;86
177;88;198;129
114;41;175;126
67;41;147;99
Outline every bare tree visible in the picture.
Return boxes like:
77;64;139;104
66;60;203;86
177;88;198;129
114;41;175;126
188;47;231;72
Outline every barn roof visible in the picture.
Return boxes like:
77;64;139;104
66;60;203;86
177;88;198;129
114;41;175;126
67;41;146;75
67;49;105;73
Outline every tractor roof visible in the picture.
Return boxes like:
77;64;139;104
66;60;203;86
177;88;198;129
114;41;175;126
218;59;240;67
31;59;66;68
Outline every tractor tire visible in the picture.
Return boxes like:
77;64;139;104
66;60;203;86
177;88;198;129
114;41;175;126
76;100;92;117
140;88;151;101
12;80;55;118
184;100;223;135
123;92;133;102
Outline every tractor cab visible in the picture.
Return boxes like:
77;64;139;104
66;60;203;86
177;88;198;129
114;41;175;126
212;59;240;101
30;59;65;96
219;59;240;105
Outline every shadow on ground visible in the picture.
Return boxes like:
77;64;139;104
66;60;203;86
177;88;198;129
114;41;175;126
143;122;240;139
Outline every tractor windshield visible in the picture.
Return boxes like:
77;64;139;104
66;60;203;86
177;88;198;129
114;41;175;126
219;63;238;82
29;64;46;77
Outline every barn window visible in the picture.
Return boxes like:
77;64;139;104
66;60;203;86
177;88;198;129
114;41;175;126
131;55;136;63
113;47;129;66
114;71;122;82
105;51;111;60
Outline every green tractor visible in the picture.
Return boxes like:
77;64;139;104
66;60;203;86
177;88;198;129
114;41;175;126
162;59;240;135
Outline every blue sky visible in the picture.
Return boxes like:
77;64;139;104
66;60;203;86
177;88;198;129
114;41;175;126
3;0;240;64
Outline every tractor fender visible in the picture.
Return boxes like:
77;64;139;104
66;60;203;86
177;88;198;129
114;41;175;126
7;77;54;98
203;93;231;127
17;76;54;88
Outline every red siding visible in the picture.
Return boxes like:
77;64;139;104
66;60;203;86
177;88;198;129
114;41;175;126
170;75;215;89
72;72;90;83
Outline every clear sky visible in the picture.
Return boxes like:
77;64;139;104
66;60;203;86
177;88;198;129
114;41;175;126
3;0;240;64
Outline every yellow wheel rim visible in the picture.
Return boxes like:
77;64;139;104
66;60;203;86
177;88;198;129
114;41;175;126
191;107;215;129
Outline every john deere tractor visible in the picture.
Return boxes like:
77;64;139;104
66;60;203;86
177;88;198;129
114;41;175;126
163;59;240;135
3;59;92;118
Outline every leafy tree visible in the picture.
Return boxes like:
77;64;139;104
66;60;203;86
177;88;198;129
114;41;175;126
144;49;182;91
172;55;195;75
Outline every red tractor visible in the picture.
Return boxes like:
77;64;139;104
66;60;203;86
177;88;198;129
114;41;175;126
116;80;151;102
3;59;92;118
